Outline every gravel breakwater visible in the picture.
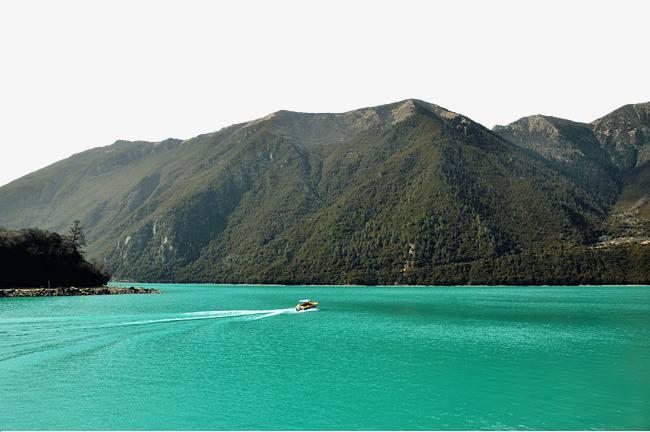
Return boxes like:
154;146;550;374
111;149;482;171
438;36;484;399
0;286;160;297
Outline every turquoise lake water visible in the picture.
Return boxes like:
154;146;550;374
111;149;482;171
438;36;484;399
1;284;650;430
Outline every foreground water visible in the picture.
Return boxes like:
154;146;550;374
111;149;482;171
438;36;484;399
1;284;649;430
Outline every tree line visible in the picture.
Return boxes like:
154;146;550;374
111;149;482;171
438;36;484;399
0;221;109;289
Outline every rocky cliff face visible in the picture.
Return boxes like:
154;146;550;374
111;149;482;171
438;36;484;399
493;115;604;164
592;102;650;170
494;102;650;171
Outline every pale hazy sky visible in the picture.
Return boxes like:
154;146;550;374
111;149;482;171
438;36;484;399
1;0;648;186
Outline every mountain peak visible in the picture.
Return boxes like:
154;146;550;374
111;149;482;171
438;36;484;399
235;98;468;148
387;98;462;120
492;113;608;166
389;99;422;123
591;101;650;169
494;114;584;134
249;98;461;124
592;101;650;125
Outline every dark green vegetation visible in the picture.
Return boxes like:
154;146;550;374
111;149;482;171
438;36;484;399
0;227;109;288
0;100;648;285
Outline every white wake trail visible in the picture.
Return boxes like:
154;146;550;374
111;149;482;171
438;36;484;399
250;308;297;320
116;308;298;327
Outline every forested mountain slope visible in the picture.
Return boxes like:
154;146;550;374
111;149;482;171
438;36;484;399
1;99;648;284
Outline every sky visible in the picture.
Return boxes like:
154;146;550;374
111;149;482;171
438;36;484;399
0;0;649;186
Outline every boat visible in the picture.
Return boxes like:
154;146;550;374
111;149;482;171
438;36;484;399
295;299;319;312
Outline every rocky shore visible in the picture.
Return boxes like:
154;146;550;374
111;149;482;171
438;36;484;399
0;286;161;297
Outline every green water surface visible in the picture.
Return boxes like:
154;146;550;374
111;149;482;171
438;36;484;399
1;284;649;430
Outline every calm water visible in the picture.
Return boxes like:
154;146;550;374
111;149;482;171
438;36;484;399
1;284;650;430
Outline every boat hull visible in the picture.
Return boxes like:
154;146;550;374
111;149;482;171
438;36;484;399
295;301;319;312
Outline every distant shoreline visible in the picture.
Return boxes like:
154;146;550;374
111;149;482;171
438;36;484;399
110;282;650;288
0;286;161;297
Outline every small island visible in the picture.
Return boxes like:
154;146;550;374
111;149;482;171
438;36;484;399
0;226;159;297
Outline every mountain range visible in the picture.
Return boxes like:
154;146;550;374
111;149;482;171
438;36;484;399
0;99;648;285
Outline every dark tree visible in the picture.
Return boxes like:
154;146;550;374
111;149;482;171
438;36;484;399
68;220;87;253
